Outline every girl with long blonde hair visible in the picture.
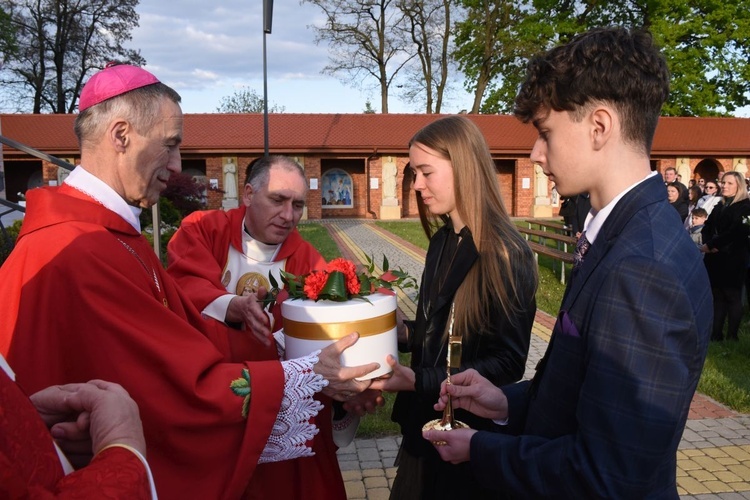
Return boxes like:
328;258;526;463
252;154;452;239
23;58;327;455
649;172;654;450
372;115;537;499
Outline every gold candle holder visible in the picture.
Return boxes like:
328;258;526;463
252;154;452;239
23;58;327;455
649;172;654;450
423;303;467;444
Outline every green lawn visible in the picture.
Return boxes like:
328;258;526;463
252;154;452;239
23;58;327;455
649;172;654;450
297;222;341;261
697;325;750;413
374;220;430;250
298;220;750;436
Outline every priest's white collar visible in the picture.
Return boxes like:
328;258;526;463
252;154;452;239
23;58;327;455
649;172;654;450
242;225;281;262
64;166;142;232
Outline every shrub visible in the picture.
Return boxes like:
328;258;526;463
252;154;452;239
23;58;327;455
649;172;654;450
0;219;23;266
140;198;183;228
142;226;177;267
139;173;206;229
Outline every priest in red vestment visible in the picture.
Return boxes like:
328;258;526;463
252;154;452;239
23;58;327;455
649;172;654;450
0;354;155;498
0;64;376;499
168;155;363;499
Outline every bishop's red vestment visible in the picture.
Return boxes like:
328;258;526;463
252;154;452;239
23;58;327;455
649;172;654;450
0;185;289;499
168;207;346;500
0;366;151;498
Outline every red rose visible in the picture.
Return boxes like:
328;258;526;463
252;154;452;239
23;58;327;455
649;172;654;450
303;270;329;300
347;275;361;295
327;258;360;295
327;258;356;276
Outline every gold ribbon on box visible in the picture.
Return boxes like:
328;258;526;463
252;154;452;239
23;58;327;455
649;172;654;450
284;311;397;340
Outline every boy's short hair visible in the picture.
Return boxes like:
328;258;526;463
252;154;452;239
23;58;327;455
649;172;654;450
691;208;708;219
514;27;670;154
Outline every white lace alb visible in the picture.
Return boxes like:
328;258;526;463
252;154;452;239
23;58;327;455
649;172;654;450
258;351;328;463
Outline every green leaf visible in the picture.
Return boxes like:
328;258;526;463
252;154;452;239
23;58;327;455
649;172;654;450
268;272;279;289
320;271;348;301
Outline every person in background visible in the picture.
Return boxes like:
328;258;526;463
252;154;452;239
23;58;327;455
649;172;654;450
558;195;577;231
664;167;689;202
668;182;688;222
571;192;591;237
371;115;537;499
0;63;375;499
1;353;156;498
689;208;708;247
167;155;375;499
424;27;711;497
701;171;750;341
664;167;683;188
697;180;722;215
684;185;704;229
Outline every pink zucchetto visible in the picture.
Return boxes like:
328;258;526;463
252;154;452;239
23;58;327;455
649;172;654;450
78;62;160;112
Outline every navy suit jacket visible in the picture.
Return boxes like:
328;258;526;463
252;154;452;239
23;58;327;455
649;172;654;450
470;175;712;498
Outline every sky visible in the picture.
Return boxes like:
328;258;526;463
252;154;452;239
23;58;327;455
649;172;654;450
127;0;476;115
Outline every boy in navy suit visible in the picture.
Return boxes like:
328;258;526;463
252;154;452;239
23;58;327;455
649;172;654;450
424;27;712;498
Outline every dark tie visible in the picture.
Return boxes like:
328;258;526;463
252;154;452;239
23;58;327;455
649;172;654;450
573;231;591;269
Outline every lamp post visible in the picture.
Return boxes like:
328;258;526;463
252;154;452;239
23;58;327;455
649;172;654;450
263;0;274;157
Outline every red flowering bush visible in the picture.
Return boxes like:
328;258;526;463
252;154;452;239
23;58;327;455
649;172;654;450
267;255;417;304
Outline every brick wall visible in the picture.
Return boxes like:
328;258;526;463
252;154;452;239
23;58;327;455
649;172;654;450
73;152;742;220
305;157;322;219
205;156;224;209
515;158;535;218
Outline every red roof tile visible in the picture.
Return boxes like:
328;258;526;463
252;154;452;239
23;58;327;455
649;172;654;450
1;113;748;157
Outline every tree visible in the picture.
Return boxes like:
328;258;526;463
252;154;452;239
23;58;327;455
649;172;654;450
303;0;415;113
363;99;377;113
215;87;285;113
0;5;18;65
398;0;452;113
462;0;750;116
0;0;144;114
452;0;540;114
648;0;750;116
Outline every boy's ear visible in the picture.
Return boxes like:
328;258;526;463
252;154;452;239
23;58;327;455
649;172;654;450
590;106;613;151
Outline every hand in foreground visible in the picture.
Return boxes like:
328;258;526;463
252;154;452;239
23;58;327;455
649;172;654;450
343;388;385;416
30;380;146;457
315;332;380;402
368;355;415;393
422;427;477;464
435;369;508;421
226;287;272;346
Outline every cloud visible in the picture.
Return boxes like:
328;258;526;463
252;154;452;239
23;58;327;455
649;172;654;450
127;0;475;113
131;1;328;88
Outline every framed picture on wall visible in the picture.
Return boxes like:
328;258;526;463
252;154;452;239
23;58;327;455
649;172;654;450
321;168;353;208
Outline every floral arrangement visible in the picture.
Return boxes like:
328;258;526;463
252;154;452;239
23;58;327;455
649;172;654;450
266;255;418;305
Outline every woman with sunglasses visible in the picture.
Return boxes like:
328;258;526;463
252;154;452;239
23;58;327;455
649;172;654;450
697;180;722;216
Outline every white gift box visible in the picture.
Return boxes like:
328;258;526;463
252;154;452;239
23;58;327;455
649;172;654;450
282;293;397;380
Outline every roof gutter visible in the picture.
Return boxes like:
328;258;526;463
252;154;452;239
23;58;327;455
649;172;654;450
366;148;378;219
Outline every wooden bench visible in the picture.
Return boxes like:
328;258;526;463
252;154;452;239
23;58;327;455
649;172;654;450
524;218;572;236
525;241;575;284
518;227;577;250
517;224;576;284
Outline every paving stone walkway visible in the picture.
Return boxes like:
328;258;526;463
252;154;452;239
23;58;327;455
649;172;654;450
318;220;750;500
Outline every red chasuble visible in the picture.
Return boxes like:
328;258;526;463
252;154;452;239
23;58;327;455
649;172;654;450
0;368;150;498
168;208;346;500
0;186;286;499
